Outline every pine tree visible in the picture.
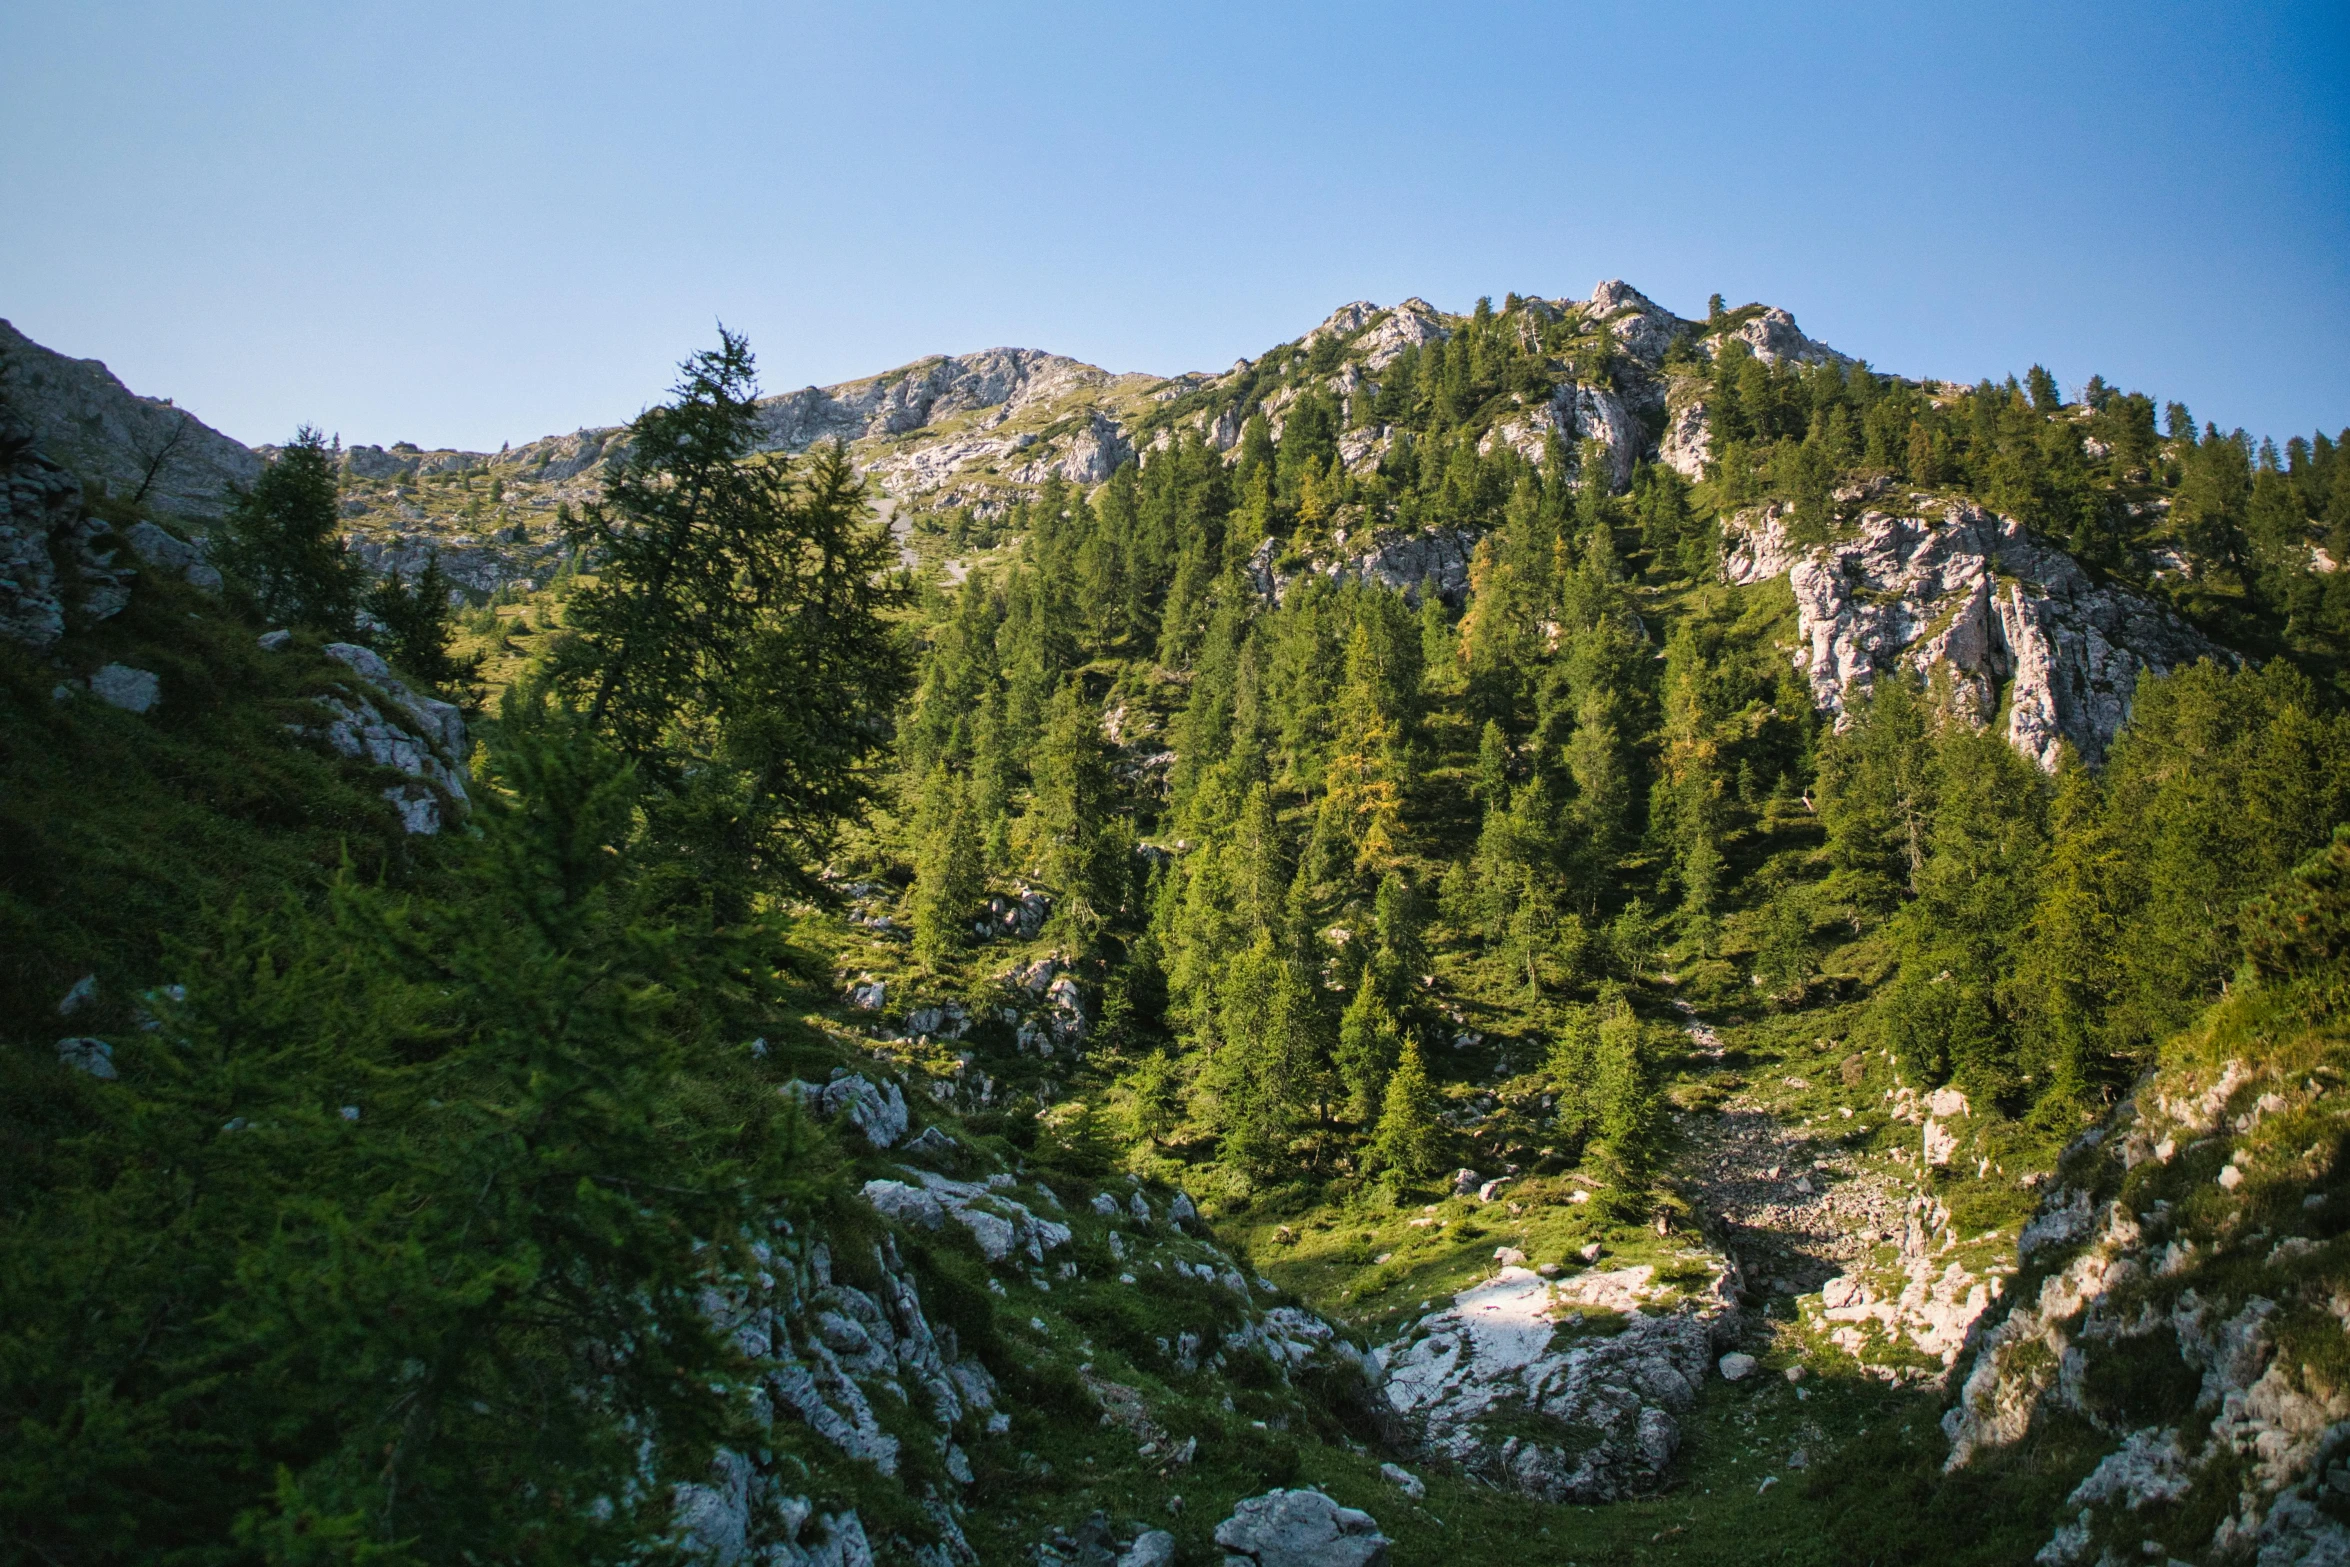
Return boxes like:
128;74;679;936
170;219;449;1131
909;763;985;966
215;426;362;634
550;330;907;910
1368;1038;1445;1182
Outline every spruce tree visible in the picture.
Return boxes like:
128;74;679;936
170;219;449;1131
215;426;362;634
1369;1039;1444;1182
1336;981;1404;1122
909;764;985;966
550;329;907;910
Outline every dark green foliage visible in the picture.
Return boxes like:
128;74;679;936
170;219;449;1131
213;428;362;636
1;722;809;1563
362;551;472;688
549;329;909;912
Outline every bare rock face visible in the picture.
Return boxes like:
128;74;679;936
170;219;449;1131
1371;1264;1731;1503
756;349;1113;452
1717;305;1846;367
1944;1054;2350;1567
1723;500;2223;769
284;642;472;835
1354;299;1450;371
1013;411;1133;486
1658;387;1712;480
1585;278;1692;367
670;1232;987;1566
0;398;137;647
1247;525;1481;609
0;318;260;519
1478;380;1642;490
1213;1489;1389;1567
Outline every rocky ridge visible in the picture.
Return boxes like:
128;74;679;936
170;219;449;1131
1939;1032;2350;1565
0;318;260;520
0;395;136;647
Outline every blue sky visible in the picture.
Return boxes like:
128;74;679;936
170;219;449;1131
3;1;2344;452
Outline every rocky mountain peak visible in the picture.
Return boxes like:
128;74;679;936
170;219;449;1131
0;318;259;520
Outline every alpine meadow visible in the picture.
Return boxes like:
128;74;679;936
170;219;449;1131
4;278;2349;1567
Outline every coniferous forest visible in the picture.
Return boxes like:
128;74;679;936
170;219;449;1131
4;290;2349;1566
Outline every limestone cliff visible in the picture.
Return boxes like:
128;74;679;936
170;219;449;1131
1723;495;2225;769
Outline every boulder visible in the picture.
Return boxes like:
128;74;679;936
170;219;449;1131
57;1037;117;1079
1117;1531;1177;1567
90;663;160;713
1373;1265;1719;1503
1213;1489;1389;1567
900;1125;957;1159
1378;1462;1425;1500
817;1073;908;1150
1718;1352;1758;1382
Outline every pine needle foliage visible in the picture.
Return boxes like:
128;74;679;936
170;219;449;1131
550;329;909;910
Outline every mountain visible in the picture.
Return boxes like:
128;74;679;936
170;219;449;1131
3;284;2347;1567
0;318;259;519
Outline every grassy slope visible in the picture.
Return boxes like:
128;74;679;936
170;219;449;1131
0;565;455;1179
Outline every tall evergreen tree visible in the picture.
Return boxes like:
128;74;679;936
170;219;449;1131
215;426;362;635
549;330;908;911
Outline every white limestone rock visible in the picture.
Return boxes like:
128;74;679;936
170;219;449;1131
90;663;160;714
1723;500;2223;770
1372;1265;1724;1503
1247;525;1481;611
1353;299;1450;372
1714;305;1847;367
1213;1488;1389;1567
794;1072;908;1150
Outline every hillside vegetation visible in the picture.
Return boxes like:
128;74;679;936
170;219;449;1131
2;286;2346;1566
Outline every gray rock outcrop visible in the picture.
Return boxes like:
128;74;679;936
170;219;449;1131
0;397;136;647
122;520;221;591
1717;305;1847;367
1372;1264;1728;1503
861;1171;1071;1264
0;318;259;519
1945;1054;2350;1567
669;1232;988;1565
1246;525;1481;610
789;1071;910;1150
285;643;471;834
1723;499;2224;769
1213;1489;1389;1567
756;349;1115;453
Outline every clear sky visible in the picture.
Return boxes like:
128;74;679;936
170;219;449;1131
3;1;2344;453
